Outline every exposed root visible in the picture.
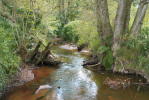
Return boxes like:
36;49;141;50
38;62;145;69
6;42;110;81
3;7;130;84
83;53;99;66
83;52;104;70
84;63;101;68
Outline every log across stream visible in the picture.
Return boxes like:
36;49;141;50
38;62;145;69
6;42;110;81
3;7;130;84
1;44;149;100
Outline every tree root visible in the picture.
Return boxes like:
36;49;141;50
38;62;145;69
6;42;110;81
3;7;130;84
84;63;101;68
83;53;105;70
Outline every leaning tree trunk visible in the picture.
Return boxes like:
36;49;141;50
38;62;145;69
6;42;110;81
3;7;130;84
112;0;132;56
130;0;148;37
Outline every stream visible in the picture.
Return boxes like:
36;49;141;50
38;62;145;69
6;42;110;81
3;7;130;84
1;44;149;100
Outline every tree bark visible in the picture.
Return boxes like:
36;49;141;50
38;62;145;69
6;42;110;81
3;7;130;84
96;0;103;37
112;0;132;56
130;0;148;37
62;0;66;26
124;0;133;32
96;0;113;46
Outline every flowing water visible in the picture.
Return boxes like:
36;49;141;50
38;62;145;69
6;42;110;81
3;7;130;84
1;44;149;100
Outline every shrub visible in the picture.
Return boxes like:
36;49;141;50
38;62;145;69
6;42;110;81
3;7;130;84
115;28;149;73
62;21;79;43
0;18;20;89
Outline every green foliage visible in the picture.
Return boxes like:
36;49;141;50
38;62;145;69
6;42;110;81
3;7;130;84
0;0;148;89
76;10;99;51
116;28;149;73
97;39;114;70
103;50;114;70
97;46;110;54
0;18;20;89
62;21;79;43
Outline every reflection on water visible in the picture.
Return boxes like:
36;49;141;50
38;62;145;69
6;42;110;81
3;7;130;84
1;44;149;100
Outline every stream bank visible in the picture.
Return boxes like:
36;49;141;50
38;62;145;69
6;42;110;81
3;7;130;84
1;44;149;100
0;65;37;98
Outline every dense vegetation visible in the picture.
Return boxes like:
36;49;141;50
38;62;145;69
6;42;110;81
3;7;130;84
0;0;149;90
0;17;20;89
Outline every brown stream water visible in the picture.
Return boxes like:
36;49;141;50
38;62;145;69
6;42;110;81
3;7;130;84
1;44;149;100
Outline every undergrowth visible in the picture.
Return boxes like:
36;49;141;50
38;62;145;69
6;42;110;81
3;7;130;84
0;17;20;89
115;28;149;74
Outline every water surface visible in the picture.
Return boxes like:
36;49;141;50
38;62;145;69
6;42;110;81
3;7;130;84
1;44;149;100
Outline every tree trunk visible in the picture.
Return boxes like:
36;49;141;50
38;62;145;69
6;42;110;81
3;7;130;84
97;0;113;45
67;1;71;22
130;0;148;37
62;0;66;26
99;0;113;38
96;0;103;37
90;0;113;69
124;0;133;32
112;0;132;56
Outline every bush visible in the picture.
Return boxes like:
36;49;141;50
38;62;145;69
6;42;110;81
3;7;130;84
0;18;20;89
115;28;149;73
62;21;79;43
